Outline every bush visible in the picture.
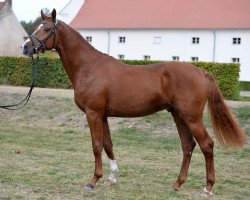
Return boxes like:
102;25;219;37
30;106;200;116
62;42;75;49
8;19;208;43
240;81;250;91
0;57;240;99
191;62;240;99
0;56;71;89
124;60;240;99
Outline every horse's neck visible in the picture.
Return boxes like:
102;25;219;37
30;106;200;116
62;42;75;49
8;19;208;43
55;21;101;86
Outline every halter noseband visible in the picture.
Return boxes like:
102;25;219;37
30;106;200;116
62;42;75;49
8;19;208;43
29;21;57;54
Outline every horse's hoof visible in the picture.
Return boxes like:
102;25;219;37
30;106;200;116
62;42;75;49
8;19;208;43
203;187;213;196
106;178;116;186
171;184;180;191
84;183;95;190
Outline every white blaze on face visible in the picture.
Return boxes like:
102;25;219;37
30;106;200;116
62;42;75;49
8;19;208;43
108;159;118;183
21;24;43;50
21;38;31;50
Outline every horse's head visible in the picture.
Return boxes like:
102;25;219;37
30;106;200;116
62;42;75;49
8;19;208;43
22;9;58;56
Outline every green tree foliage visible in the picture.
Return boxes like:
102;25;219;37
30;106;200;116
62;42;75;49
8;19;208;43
20;8;49;35
21;17;42;35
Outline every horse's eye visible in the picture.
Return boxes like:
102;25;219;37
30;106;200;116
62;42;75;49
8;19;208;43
45;28;50;32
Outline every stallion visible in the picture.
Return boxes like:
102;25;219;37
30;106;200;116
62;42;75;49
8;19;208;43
22;9;246;195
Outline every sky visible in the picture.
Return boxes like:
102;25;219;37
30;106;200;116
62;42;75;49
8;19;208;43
11;0;70;22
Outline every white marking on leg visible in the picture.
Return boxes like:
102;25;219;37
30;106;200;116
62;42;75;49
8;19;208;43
203;187;213;196
108;159;118;183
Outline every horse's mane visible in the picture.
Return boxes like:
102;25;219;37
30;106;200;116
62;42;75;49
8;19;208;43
60;21;110;58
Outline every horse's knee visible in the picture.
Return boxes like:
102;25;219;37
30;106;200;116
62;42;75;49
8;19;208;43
93;143;103;156
183;141;196;156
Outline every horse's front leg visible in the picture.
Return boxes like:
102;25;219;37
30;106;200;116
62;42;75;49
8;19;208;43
84;109;104;189
103;117;118;186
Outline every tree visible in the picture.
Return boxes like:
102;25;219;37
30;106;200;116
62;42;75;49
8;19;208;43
21;17;42;35
20;8;49;35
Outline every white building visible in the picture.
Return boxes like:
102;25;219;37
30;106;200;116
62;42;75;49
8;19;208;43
60;0;250;81
0;0;27;56
59;0;84;24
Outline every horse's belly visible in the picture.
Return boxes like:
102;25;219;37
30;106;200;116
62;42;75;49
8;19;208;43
106;95;170;117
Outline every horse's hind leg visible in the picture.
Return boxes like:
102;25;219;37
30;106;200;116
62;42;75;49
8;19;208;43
171;111;196;191
103;117;118;185
184;118;215;195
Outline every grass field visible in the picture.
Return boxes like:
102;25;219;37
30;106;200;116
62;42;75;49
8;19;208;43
0;90;249;200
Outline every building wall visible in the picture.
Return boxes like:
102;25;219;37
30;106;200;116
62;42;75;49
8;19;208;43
79;29;109;53
0;4;27;56
215;29;250;81
78;29;250;81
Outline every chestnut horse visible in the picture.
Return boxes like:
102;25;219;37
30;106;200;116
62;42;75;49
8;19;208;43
22;9;246;195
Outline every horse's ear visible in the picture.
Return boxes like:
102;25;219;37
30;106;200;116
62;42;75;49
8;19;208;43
41;9;46;21
52;8;57;22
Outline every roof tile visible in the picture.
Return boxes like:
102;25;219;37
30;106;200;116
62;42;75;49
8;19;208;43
0;2;5;10
70;0;250;29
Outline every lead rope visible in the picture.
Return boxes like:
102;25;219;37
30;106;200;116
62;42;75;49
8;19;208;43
0;53;39;110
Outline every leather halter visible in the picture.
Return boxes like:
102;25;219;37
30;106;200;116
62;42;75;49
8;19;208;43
29;21;57;54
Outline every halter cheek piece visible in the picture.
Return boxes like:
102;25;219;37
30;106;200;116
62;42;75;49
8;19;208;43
29;21;57;54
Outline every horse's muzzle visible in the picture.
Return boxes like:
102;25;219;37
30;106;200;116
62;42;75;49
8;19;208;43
22;38;36;57
22;44;36;57
22;44;28;55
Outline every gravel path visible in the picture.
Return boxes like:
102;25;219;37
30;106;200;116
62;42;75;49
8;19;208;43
240;91;250;97
0;85;74;98
0;85;250;108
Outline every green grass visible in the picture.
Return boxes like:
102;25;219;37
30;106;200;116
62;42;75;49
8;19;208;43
0;92;249;199
240;81;250;91
240;96;250;102
233;107;250;122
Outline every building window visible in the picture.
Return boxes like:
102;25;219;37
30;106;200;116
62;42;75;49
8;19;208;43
144;55;151;60
172;56;179;61
191;57;199;61
232;57;240;63
86;36;92;43
232;37;241;45
118;55;125;60
153;36;162;44
119;37;126;43
192;37;200;44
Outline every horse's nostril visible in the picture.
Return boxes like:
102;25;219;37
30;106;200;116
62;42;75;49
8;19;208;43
24;45;28;52
22;44;29;55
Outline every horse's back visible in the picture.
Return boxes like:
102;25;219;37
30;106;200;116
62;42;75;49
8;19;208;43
105;62;170;117
104;61;207;117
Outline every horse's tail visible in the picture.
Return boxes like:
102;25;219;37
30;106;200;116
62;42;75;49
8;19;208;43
204;71;247;149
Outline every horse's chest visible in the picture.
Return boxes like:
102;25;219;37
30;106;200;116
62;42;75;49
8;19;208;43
74;86;105;113
74;89;89;112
